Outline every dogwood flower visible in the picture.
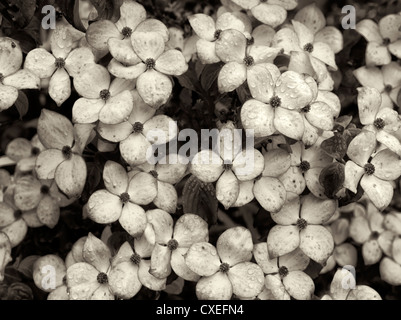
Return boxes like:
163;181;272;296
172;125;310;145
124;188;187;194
215;29;282;93
97;90;178;167
190;123;265;209
4;135;45;177
267;193;337;264
132;155;188;213
87;160;159;237
348;201;391;265
109;30;188;108
66;233;115;300
72;64;135;125
356;86;401;156
273;20;339;88
13;175;74;228
0;37;40;111
0;184;41;247
229;0;298;28
24;27;95;106
185;226;265;300
108;235;167;299
278;141;333;198
354;62;401;110
344;132;401;210
86;0;168;59
355;14;401;66
321;268;381;300
188;11;252;64
254;245;314;300
34;109;88;198
148;211;209;280
240;71;315;140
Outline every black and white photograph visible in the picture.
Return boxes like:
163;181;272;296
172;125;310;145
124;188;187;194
0;0;401;310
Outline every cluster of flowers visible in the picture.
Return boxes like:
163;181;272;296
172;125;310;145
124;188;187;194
0;0;401;300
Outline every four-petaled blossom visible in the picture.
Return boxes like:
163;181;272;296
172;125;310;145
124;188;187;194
0;37;40;111
66;233;115;300
215;29;282;93
185;226;265;300
356;15;401;66
354;62;401;109
267;193;337;264
87;160;158;237
34;109;88;199
254;246;314;300
24;26;95;106
72;64;135;125
188;11;252;64
344;132;401;210
108;31;188;108
240;70;316;141
148;211;209;280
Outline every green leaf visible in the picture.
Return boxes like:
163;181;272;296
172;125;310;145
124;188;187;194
182;175;218;226
319;162;345;199
14;91;28;119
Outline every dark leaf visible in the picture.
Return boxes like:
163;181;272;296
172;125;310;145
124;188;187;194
176;70;203;96
106;231;132;256
182;175;218;226
8;0;36;28
304;259;324;279
7;30;38;53
236;83;251;104
89;0;123;21
200;62;223;92
15;255;40;279
14;91;29;119
55;0;86;32
334;115;353;131
81;162;101;203
7;282;33;300
338;183;364;208
320;132;348;161
319;162;345;199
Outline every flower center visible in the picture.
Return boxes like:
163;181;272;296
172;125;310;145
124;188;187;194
364;163;375;175
40;185;50;195
167;239;179;251
243;55;254;67
246;37;254;46
371;231;380;240
97;272;108;284
278;266;289;278
304;43;314;53
301;105;311;113
373;118;386;130
121;26;133;38
214;29;222;40
31;147;40;156
299;160;310;173
385;84;393;93
119;192;130;203
132;122;144;133
223;163;233;171
383;38;391;46
145;58;156;70
270;96;281;108
61;146;72;160
99;89;111;101
14;210;22;220
55;57;65;69
296;218;308;230
149;170;158;179
130;253;141;265
219;262;230;273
